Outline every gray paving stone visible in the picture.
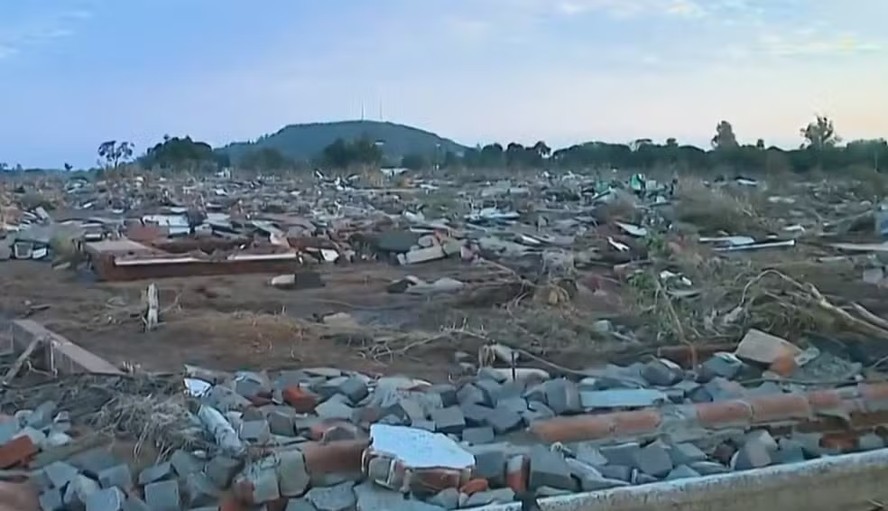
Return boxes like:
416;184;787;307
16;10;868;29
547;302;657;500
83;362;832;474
428;488;459;510
278;450;310;497
859;433;885;452
240;419;272;444
572;443;608;467
473;379;502;406
185;473;220;507
523;400;555;423
430;406;465;435
460;403;492;427
43;461;81;489
412;420;436;432
461;426;495;445
170;450;205;477
600;442;641;467
39;488;64;511
774;438;806;464
641;359;683;386
427;384;458;407
486;406;523;434
565;458;629;492
528;446;576;492
732;440;773;470
27;401;58;430
473;448;507;487
665;465;701;480
305;482;356;511
456;384;485;405
353;481;446;511
0;420;21;445
689;461;730;475
123;498;151;511
632;471;659;485
523;383;547;403
268;408;297;437
476;367;507;383
144;480;181;511
315;399;356;421
464;488;515;507
336;377;369;404
69;448;122;479
543;379;581;415
699;353;744;381
497;397;529;415
86;487;126;511
63;474;100;509
238;458;280;504
98;464;133;490
139;463;174;486
668;443;708;465
285;498;319;511
598;465;632;482
580;389;668;410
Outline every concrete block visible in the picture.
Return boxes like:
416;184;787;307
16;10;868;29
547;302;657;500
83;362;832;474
402;245;446;264
461;427;494;445
43;460;81;489
39;488;64;511
304;481;356;511
665;465;701;480
237;457;280;504
26;401;57;430
277;450;310;498
527;446;575;491
497;397;529;415
185;472;219;507
139;463;174;485
668;443;708;465
170;451;205;477
598;465;632;482
473;379;502;406
123;498;151;511
565;459;629;492
0;420;21;445
285;498;319;511
699;353;745;381
635;442;673;478
430;406;465;435
543;379;581;416
69;448;121;479
579;389;668;410
859;433;885;452
486;405;524;434
240;420;272;444
464;488;515;507
353;480;447;511
144;480;181;511
472;448;507;487
775;438;806;464
205;456;242;489
336;377;369;404
571;443;608;467
268;408;297;437
521;401;555;423
459;403;492;427
456;384;485;405
63;474;100;509
428;384;458;407
428;488;459;510
315;399;355;421
641;359;684;386
600;442;641;467
86;487;126;511
98;464;133;490
689;461;730;475
732;440;773;470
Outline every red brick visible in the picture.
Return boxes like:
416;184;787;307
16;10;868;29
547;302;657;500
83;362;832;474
749;394;811;424
0;436;37;469
505;455;528;494
530;415;614;443
411;467;468;493
859;383;888;411
308;420;363;442
460;478;489;495
610;410;661;437
806;389;843;412
768;355;797;377
695;400;752;429
281;386;318;413
220;494;247;511
301;439;369;476
821;432;858;452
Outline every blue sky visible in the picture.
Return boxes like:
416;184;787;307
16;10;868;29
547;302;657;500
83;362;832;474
0;0;886;168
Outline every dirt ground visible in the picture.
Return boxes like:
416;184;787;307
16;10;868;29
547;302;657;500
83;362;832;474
0;259;524;380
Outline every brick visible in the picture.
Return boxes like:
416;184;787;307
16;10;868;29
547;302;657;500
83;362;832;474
806;389;843;413
308;420;362;442
0;435;37;468
768;355;797;377
610;410;662;437
301;440;369;476
428;488;459;510
749;394;811;424
504;455;528;494
695;400;752;429
458;478;488;496
820;432;858;452
860;383;888;411
282;387;318;413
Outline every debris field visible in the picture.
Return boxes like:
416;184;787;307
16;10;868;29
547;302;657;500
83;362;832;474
4;168;888;509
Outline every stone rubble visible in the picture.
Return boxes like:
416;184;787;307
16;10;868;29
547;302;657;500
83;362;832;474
4;328;888;511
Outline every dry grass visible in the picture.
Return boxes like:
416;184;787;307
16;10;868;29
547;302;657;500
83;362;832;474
674;178;773;235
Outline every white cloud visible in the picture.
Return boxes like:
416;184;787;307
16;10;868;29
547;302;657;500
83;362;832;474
0;5;94;60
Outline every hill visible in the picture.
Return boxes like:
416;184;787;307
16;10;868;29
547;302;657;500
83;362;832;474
219;120;468;163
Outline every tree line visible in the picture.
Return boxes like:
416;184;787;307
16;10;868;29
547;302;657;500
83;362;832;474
72;114;886;175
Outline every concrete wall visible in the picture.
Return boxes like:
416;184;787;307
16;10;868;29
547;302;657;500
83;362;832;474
10;319;121;375
484;449;888;511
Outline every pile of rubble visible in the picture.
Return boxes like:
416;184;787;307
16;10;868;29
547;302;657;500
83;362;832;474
1;322;886;511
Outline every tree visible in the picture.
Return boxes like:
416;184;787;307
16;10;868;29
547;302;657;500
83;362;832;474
479;143;505;167
141;136;216;170
97;140;134;169
801;115;840;150
532;141;551;158
64;163;73;171
755;139;765;150
505;142;526;167
711;121;738;149
241;147;292;171
0;163;7;171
